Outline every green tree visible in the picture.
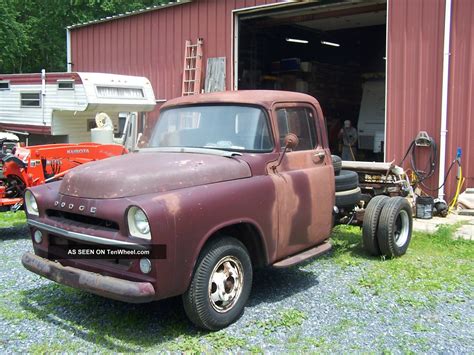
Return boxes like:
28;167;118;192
0;0;28;73
0;0;170;73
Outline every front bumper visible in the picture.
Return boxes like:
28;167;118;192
22;252;156;303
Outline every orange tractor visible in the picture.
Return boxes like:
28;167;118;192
0;142;127;211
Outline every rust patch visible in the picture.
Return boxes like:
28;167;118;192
60;152;251;199
266;149;334;259
152;193;181;216
21;252;156;303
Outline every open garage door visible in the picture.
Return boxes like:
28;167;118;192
234;1;387;161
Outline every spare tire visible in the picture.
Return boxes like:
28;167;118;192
362;195;390;256
331;155;342;176
335;170;359;192
335;187;361;208
377;197;413;257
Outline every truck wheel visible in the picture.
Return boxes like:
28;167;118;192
362;195;389;256
335;170;359;192
331;155;342;176
377;197;413;257
182;237;252;330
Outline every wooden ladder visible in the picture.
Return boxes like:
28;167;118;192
182;38;204;96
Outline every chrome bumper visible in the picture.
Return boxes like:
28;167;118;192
27;219;145;250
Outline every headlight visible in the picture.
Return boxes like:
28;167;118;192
24;190;39;216
127;206;151;240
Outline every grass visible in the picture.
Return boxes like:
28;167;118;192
0;211;26;228
330;224;474;298
29;340;85;354
1;219;473;352
256;308;307;335
286;331;328;352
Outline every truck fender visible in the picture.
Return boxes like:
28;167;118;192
185;218;269;287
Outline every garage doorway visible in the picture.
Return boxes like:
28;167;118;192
234;1;387;161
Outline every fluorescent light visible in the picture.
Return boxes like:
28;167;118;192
286;38;309;44
321;40;340;47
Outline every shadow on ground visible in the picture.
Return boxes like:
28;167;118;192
20;285;191;352
0;225;29;240
329;225;380;261
17;225;378;351
248;266;319;306
19;266;319;351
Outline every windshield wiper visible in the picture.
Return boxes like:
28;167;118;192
139;147;242;158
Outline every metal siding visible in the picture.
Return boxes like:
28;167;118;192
386;0;445;193
225;0;237;89
90;26;96;70
446;0;474;193
216;0;226;63
70;0;279;103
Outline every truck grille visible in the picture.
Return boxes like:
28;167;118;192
46;209;120;231
48;235;132;268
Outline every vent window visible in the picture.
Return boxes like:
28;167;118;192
0;81;10;90
96;86;144;99
21;93;41;107
57;80;74;90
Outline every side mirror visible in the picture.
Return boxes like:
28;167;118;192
283;133;299;151
271;133;299;172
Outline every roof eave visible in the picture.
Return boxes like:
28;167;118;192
67;0;192;30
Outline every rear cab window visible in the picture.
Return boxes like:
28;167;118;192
276;107;318;151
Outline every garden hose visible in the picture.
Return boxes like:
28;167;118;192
400;137;438;187
401;137;465;215
448;165;465;213
400;137;461;194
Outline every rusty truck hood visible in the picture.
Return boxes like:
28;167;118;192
59;151;252;198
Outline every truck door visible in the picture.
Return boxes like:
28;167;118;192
270;104;334;260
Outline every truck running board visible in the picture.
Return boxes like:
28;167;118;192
272;241;332;268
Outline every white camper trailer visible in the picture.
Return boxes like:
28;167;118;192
0;71;156;145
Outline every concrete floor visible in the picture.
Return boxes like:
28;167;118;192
413;213;474;240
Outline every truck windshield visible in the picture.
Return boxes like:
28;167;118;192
148;105;273;152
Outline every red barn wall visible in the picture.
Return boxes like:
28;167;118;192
446;0;474;196
386;0;446;194
70;0;278;103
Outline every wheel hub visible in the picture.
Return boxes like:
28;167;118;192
209;256;243;313
395;209;410;247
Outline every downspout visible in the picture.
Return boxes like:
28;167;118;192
41;69;46;127
66;28;72;72
384;0;390;162
438;0;452;200
232;11;239;91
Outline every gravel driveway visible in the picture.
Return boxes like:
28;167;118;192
1;224;473;353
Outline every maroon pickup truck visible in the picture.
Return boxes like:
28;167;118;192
22;91;412;330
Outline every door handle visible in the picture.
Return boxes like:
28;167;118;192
314;151;325;160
